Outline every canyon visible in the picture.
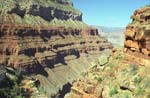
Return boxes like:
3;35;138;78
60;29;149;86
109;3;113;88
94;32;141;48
67;5;150;98
0;0;150;98
0;0;113;97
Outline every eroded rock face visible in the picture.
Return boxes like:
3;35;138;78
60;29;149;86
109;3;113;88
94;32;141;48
124;6;150;60
0;0;113;97
0;24;112;73
0;24;113;97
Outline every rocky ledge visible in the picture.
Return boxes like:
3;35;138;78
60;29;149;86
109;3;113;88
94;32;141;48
66;49;150;98
124;6;150;64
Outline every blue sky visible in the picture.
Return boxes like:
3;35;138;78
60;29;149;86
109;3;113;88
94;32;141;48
73;0;150;27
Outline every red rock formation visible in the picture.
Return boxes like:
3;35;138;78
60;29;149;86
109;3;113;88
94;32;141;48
0;24;112;71
124;6;150;61
0;0;113;97
0;23;113;96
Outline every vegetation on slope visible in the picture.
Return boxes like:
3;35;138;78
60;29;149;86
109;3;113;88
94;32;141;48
0;64;44;98
0;65;25;98
0;0;88;29
0;0;80;14
68;49;150;98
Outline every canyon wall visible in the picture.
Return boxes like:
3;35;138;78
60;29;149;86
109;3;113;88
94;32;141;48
0;0;113;97
124;6;150;65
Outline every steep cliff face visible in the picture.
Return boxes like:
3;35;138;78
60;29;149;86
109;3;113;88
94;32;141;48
124;6;150;64
0;0;113;97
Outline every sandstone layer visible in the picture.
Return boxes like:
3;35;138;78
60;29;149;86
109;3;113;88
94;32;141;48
124;6;150;61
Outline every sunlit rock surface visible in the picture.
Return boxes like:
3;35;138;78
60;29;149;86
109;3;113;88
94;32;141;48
124;6;150;63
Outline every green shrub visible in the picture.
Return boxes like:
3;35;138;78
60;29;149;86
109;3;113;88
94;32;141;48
133;75;142;83
95;77;103;82
109;86;118;97
129;64;139;76
135;86;145;95
122;91;132;98
108;63;116;68
144;79;150;88
0;65;26;98
0;77;25;98
38;86;46;94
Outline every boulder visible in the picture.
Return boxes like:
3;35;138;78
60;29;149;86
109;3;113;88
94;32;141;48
83;84;95;94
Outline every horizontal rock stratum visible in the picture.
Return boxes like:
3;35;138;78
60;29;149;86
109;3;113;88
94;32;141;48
0;0;113;97
124;6;150;65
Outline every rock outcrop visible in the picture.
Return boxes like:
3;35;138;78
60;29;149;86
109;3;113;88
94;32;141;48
124;6;150;62
0;0;113;97
66;49;150;98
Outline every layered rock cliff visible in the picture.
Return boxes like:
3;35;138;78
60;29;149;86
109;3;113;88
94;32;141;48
0;0;113;97
124;6;150;65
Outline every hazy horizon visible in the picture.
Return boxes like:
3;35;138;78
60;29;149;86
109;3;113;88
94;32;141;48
73;0;150;27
